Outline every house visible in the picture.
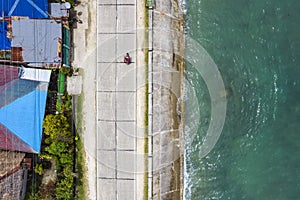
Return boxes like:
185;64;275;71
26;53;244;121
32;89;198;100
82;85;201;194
0;1;65;68
0;65;51;153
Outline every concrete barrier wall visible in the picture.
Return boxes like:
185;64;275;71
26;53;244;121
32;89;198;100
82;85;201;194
147;0;185;199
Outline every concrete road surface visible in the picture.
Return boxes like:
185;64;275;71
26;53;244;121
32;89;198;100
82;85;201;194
97;1;137;199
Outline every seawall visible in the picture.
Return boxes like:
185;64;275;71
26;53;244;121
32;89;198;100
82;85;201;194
149;0;185;199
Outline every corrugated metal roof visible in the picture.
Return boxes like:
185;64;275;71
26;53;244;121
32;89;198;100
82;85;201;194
0;0;48;50
11;18;62;68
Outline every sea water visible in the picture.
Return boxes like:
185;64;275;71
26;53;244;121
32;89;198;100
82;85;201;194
185;0;300;199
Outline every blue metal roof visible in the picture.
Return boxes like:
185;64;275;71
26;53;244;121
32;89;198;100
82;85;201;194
0;65;51;153
0;0;49;50
0;89;48;153
0;0;48;18
0;22;10;50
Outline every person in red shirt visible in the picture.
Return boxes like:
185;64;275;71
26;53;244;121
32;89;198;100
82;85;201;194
124;53;131;65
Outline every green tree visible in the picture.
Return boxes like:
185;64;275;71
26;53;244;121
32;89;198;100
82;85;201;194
43;114;72;144
43;114;68;135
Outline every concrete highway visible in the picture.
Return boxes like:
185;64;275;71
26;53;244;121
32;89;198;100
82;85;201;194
97;1;137;199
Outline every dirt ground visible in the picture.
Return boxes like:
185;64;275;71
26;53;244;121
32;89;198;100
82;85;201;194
71;0;97;199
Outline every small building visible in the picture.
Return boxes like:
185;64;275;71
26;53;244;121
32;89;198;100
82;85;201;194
50;3;70;19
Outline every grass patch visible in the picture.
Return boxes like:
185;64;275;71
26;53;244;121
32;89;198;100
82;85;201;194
74;68;88;200
75;93;84;134
144;3;149;200
56;96;62;112
75;137;87;200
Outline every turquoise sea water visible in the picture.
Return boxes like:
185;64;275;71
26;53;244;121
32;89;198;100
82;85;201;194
185;0;300;199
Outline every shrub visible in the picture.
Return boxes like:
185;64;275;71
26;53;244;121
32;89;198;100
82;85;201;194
28;192;42;200
60;153;73;166
60;66;74;77
45;141;68;156
43;114;72;144
55;175;73;200
34;164;43;176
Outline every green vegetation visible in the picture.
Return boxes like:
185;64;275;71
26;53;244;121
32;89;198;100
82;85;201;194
34;164;44;176
43;95;74;199
74;90;88;200
28;192;42;200
58;71;65;95
56;71;65;111
27;162;55;200
60;66;74;77
74;137;87;200
28;94;85;200
55;0;76;6
144;2;149;200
